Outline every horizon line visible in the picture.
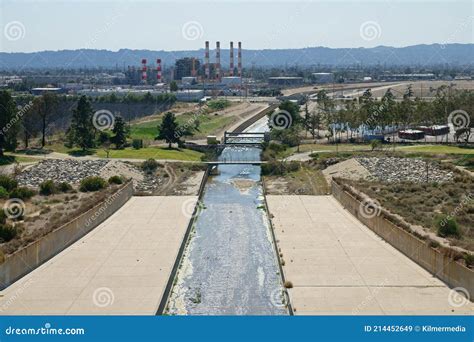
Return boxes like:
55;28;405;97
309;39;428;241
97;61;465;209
1;42;472;54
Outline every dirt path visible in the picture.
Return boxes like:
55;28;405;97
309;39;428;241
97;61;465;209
161;163;178;194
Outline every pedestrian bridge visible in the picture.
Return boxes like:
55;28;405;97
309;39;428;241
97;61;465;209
206;160;266;165
223;131;267;145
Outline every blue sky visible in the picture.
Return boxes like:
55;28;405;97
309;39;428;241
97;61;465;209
1;0;473;52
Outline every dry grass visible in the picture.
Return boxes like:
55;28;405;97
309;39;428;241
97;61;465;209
347;173;474;251
264;162;330;195
0;184;124;256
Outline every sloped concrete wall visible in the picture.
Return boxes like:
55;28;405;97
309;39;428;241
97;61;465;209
331;180;474;299
0;181;134;290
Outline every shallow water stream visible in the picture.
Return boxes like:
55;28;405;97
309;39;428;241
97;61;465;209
166;120;287;315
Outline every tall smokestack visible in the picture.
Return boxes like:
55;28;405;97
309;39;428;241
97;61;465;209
156;58;162;83
237;42;242;77
229;41;234;76
191;58;196;77
141;58;147;84
215;41;221;81
205;41;210;80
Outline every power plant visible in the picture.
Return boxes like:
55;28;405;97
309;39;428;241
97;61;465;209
134;40;242;86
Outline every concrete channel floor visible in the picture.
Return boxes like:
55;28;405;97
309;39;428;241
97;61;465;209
266;195;474;315
0;196;196;315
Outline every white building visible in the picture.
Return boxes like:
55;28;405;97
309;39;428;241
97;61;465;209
222;76;242;87
312;73;334;84
176;89;204;102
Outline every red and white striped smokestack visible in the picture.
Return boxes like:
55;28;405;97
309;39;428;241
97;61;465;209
204;41;210;80
215;41;221;81
229;41;234;76
141;58;147;83
156;58;162;83
237;42;242;77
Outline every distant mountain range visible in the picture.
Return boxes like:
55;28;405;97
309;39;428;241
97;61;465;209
0;44;473;70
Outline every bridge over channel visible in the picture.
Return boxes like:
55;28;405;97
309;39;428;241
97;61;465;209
223;131;268;145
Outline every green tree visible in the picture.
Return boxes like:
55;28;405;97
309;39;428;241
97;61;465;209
111;116;129;149
21;99;41;148
156;112;180;148
0;91;19;156
66;96;96;151
97;131;112;158
307;111;322;139
380;89;396;135
38;93;59;148
272;101;301;126
170;81;178;92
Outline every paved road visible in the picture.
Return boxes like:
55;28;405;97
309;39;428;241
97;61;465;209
267;195;473;315
0;196;196;315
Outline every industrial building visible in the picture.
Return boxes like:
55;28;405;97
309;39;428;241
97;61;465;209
176;89;204;102
77;88;164;97
182;77;198;85
221;76;242;87
384;73;435;81
312;72;334;84
31;87;65;95
268;77;303;87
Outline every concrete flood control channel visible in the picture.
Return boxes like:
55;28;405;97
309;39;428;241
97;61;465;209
0;196;197;315
164;146;289;315
266;195;474;315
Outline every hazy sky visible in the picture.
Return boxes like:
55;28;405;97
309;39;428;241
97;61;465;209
1;0;473;52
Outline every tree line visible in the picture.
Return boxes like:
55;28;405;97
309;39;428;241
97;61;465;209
302;86;473;143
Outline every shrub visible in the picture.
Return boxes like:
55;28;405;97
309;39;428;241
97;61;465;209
370;139;381;151
108;175;123;185
268;142;286;153
0;224;17;242
142;158;159;174
464;254;474;268
436;215;462;239
58;182;73;193
0;186;8;199
79;176;107;192
261;160;300;176
283;280;293;289
0;175;18;192
39;180;57;196
207;99;230;110
9;187;36;200
132;139;143;149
